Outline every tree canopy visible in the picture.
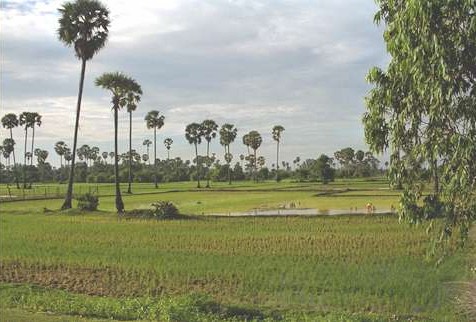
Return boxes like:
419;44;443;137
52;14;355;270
364;0;476;247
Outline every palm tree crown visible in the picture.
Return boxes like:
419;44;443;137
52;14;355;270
95;72;142;103
164;138;173;150
201;119;218;143
272;125;285;142
185;123;202;145
58;0;110;61
248;131;262;151
145;111;165;131
1;114;19;130
219;123;238;147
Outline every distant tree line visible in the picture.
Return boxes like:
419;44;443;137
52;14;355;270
0;139;384;185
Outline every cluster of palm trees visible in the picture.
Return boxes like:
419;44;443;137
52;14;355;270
57;0;176;212
2;0;287;213
185;121;285;188
1;112;43;188
57;0;149;212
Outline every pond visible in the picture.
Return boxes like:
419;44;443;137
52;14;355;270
207;208;395;217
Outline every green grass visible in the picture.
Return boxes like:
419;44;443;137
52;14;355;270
0;179;399;214
0;213;472;321
0;179;473;321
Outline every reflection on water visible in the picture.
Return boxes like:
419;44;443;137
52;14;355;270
208;208;394;217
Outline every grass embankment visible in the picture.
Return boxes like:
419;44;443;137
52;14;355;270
0;211;473;321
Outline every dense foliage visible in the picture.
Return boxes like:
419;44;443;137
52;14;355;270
0;148;382;186
364;0;476;246
76;193;99;211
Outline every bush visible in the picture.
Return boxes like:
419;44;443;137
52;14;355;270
151;201;179;219
77;193;99;211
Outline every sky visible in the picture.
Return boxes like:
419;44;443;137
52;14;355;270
0;0;388;167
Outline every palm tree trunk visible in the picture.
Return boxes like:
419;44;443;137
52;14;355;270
30;125;35;166
195;143;201;188
154;127;158;188
147;145;150;165
9;128;20;189
276;141;279;182
127;111;133;194
253;149;257;182
62;58;86;210
206;141;210;188
114;106;124;213
227;145;232;185
23;127;28;188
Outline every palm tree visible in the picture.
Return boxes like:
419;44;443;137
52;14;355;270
90;146;100;166
54;141;67;167
102;151;108;164
219;123;238;185
126;92;141;194
29;113;42;166
64;148;72;166
19;112;36;188
2;138;15;168
242;133;251;155
142;154;149;163
109;151;115;164
185;123;203;188
34;149;49;164
164;138;173;160
96;72;142;213
145;111;165;188
272;125;285;182
58;0;110;210
247;131;262;182
200;120;218;188
142;139;152;165
77;144;90;166
1;113;20;188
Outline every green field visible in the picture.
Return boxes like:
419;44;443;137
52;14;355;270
0;180;474;321
0;179;399;214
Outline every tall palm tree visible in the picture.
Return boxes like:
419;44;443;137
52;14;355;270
164;138;173;160
185;123;203;188
145;111;165;188
142;139;152;165
19;112;36;188
29;113;42;166
54;141;67;167
126;92;141;194
96;72;142;213
272;125;285;182
247;130;262;182
1;113;20;188
58;0;110;210
200;119;218;188
219;123;238;185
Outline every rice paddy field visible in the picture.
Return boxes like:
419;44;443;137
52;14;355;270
0;179;474;321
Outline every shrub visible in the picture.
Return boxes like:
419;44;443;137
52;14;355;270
151;201;179;219
77;193;99;211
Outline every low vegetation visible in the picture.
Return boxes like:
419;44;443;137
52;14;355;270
1;184;474;321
